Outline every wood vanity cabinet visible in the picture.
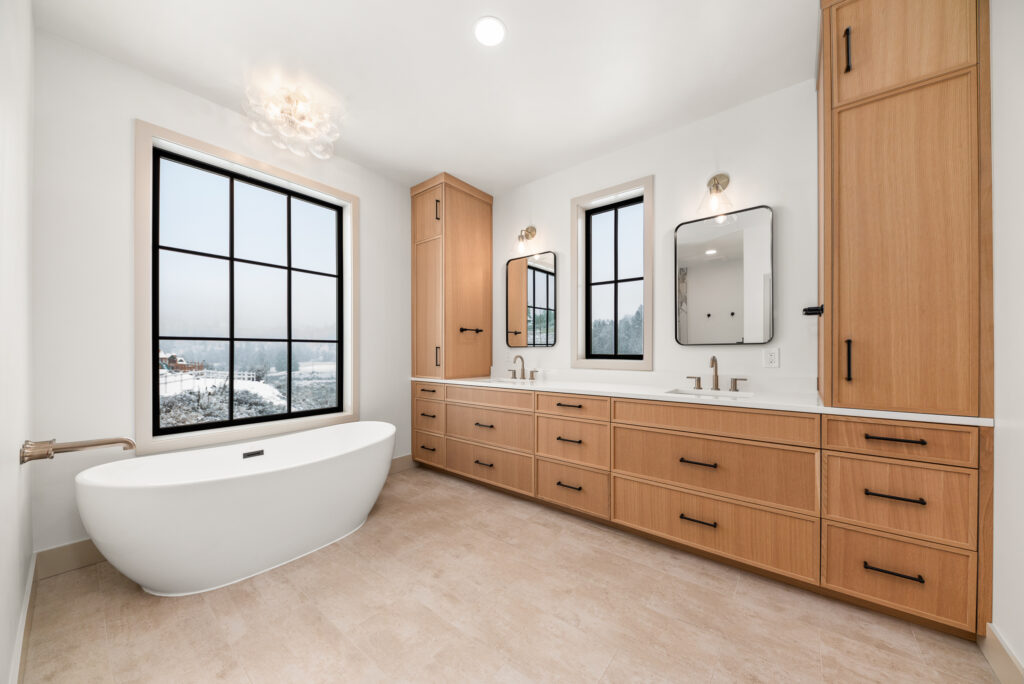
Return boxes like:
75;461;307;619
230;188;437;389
818;0;990;418
410;173;493;379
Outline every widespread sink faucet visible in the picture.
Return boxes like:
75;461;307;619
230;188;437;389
710;355;720;391
512;355;526;380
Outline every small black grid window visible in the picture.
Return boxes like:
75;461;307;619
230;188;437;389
585;196;644;360
526;265;556;346
152;148;343;435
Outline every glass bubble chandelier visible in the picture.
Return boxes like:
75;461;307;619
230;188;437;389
244;85;340;160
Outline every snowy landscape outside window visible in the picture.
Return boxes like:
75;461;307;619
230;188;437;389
153;149;342;434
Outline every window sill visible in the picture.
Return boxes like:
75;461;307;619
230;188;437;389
570;357;653;371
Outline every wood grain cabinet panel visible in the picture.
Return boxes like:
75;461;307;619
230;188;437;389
536;416;610;469
823;416;978;467
412;184;443;243
536;393;611;421
413;399;445;434
822;522;977;631
823;453;977;549
412;382;445;399
445;403;534;453
412;431;444;468
613;477;820;583
536;459;610;519
613;426;820;515
445;385;534;411
831;0;976;107
611;399;819;448
445;438;533;495
412;239;443;378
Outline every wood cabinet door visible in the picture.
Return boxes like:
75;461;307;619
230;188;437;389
831;0;976;107
413;238;443;378
833;71;978;415
506;257;528;347
443;185;492;378
412;185;443;243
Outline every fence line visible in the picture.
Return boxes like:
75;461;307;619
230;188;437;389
158;369;258;394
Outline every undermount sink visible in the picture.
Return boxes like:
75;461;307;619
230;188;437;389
490;377;533;385
666;387;753;400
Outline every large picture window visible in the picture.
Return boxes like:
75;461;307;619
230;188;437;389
153;149;342;434
584;196;644;359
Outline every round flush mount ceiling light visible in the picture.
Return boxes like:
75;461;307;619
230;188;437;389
705;249;718;256
474;16;506;46
244;85;340;160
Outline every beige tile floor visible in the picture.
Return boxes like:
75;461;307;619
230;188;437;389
24;466;997;683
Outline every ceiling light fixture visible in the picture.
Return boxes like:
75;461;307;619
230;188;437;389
474;16;506;46
517;225;537;254
244;85;340;160
705;249;718;256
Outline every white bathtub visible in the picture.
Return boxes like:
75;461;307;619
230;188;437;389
75;421;396;596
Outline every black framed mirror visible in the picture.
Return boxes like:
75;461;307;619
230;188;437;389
506;251;556;347
674;206;773;345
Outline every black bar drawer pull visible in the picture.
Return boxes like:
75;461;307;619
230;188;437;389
865;489;926;506
679;513;718;528
474;422;495;429
803;305;824;316
556;402;584;409
556;436;583;444
864;433;927;446
435;346;440;367
845;339;853;381
556;481;583;491
473;459;494;468
420;413;436;419
843;27;852;73
459;327;484;333
863;561;924;584
420;388;436;393
419;445;436;452
679;456;718;469
435;198;440;220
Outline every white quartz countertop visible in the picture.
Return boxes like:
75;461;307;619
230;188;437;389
411;376;994;428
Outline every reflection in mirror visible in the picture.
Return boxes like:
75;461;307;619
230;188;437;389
506;251;556;347
675;206;772;345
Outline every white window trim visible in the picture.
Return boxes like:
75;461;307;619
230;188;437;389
570;175;654;370
133;120;359;455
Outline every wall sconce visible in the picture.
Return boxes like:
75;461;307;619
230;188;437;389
697;173;734;223
517;225;537;254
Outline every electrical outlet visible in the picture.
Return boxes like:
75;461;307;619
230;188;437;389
763;348;780;368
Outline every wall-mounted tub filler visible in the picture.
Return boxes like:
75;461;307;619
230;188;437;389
20;437;136;464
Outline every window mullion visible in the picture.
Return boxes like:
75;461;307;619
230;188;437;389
286;197;293;415
613;206;619;357
228;180;235;421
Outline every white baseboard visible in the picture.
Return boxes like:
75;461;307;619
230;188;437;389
8;552;35;684
981;623;1024;684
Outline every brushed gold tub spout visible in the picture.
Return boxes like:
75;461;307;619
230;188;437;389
20;437;136;464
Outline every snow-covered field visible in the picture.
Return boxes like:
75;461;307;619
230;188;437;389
159;373;286;405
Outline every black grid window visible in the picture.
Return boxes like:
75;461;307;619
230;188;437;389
526;266;556;346
585;196;644;360
152;148;343;435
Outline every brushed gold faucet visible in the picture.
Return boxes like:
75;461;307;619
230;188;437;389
20;437;136;465
709;356;720;391
512;355;526;380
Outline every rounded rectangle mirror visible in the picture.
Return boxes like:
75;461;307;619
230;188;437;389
674;206;773;345
506;251;556;347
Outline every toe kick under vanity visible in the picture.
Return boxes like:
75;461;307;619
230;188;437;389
410;379;991;637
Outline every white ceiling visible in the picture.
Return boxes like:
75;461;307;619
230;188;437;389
33;0;818;192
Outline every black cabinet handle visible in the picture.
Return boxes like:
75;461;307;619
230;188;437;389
474;422;494;429
845;339;852;381
473;459;494;468
435;346;440;367
843;27;852;73
556;402;583;409
864;433;927;446
420;388;436;393
803;305;824;316
679;513;718;528
679;456;718;469
420;413;436;419
556;436;583;444
556;481;583;491
460;327;484;334
419;445;436;452
509;330;522;336
435;198;440;220
863;561;924;584
865;489;926;506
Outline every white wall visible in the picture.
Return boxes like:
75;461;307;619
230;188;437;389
0;0;36;678
31;32;411;551
683;260;744;344
491;80;817;388
990;0;1024;668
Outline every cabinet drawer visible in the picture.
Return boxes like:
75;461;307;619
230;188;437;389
823;453;977;549
412;382;445;399
445;438;533;495
445;385;534;411
536;459;610;519
612;399;819;448
536;393;610;421
822;522;977;631
412;431;444;467
823;416;978;467
413;399;445;433
536;416;610;469
613;426;819;515
612;477;820;583
445;403;534;453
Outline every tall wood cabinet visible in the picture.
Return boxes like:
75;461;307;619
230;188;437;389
411;173;493;379
818;0;991;417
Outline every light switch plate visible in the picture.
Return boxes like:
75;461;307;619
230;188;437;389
763;348;780;368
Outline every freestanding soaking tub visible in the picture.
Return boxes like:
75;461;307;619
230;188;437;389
75;421;396;596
